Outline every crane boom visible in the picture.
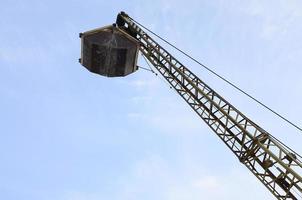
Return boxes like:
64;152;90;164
114;12;302;199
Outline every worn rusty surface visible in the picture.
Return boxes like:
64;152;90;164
80;25;139;77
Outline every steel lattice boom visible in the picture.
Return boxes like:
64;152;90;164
115;12;302;199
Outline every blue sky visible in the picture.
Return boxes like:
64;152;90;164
1;0;302;199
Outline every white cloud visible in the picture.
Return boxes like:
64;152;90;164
193;175;220;190
240;0;302;40
130;96;152;104
0;46;48;64
62;191;99;200
108;154;273;200
129;78;160;90
126;112;146;120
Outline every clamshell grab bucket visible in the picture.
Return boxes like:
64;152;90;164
80;25;139;77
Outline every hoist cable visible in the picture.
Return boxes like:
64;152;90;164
130;17;302;135
141;54;173;90
138;66;154;73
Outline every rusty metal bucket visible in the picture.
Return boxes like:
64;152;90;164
80;25;139;77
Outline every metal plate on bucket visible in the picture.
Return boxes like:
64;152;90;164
80;25;139;77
